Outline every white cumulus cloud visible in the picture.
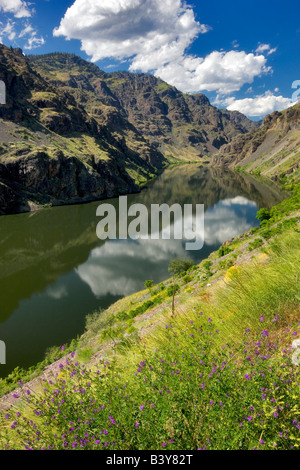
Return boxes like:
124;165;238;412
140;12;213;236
54;1;281;98
54;0;206;66
54;0;273;95
154;50;270;94
225;91;296;117
255;43;277;55
0;0;32;18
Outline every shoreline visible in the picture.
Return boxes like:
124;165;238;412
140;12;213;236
0;165;295;389
1;205;299;411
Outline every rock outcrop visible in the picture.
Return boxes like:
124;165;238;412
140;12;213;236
213;103;300;183
0;46;259;215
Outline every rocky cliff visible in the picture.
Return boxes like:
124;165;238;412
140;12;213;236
0;46;167;214
214;103;300;187
28;53;258;160
0;46;258;215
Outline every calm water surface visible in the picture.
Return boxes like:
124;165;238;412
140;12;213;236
0;165;284;377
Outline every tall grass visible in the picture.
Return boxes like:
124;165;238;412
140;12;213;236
210;230;300;343
0;230;299;450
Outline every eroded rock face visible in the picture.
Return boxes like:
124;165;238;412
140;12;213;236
0;46;260;215
27;53;258;156
0;151;139;215
0;46;168;214
213;102;300;182
0;182;20;214
92;71;258;155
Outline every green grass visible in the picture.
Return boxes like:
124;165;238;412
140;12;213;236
1;178;299;450
1;228;299;450
211;231;300;341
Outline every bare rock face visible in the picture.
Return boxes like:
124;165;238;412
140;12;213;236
214;102;300;182
0;46;259;215
0;150;140;215
90;70;258;156
0;182;19;214
28;53;258;156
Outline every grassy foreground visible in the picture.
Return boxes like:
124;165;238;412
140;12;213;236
0;191;299;449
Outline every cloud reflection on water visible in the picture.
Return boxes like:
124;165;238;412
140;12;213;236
76;196;257;298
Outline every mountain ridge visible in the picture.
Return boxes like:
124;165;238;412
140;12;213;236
0;45;258;215
28;52;259;159
214;102;300;188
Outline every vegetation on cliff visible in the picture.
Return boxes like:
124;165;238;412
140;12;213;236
0;45;299;452
0;183;299;450
0;45;258;215
215;102;300;189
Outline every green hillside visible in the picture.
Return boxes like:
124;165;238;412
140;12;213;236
215;103;300;190
0;183;299;450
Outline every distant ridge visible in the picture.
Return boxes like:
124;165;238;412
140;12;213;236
0;44;259;214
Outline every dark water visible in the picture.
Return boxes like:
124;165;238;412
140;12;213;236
0;165;284;378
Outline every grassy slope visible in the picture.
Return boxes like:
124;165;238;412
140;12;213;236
0;45;166;205
0;181;299;450
28;53;258;163
216;103;300;190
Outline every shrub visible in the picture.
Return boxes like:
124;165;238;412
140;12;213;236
144;280;154;291
256;208;271;222
187;265;198;273
127;295;164;319
202;260;213;270
247;238;264;251
183;275;192;284
99;327;124;342
168;259;193;277
116;311;129;321
167;284;180;297
126;326;136;335
197;267;211;282
260;229;276;240
218;258;234;270
218;245;233;257
77;347;93;362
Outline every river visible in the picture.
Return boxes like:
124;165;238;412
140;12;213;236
0;164;285;378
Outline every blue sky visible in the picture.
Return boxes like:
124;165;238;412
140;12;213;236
0;0;299;119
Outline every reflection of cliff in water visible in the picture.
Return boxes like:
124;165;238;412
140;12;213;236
138;165;284;210
208;166;285;209
0;165;284;324
0;204;102;322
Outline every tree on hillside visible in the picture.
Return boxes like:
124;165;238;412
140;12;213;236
168;258;193;277
168;258;193;316
144;280;154;293
256;208;271;222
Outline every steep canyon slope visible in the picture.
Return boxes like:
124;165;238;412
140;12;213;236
0;46;258;214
